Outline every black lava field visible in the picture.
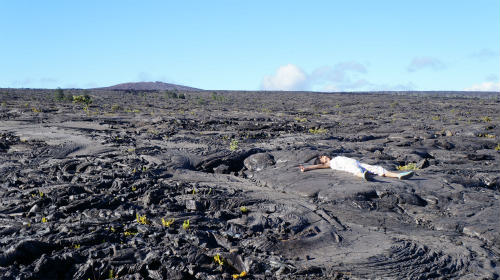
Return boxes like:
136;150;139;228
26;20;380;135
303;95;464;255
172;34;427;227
0;89;499;279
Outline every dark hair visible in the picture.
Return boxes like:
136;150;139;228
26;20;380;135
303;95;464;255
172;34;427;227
314;154;330;164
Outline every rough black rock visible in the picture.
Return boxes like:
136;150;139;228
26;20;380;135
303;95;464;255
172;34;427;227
0;89;498;279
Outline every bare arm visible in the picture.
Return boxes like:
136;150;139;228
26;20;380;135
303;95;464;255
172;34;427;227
299;163;329;172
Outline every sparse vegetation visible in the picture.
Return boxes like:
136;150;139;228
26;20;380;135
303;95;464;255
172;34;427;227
478;133;496;139
182;219;190;230
232;271;247;279
111;104;121;112
136;213;149;225
54;87;65;101
230;139;239;151
123;229;138;236
162;218;175;227
54;87;73;102
397;163;419;171
164;90;185;99
73;94;92;106
196;96;207;105
214;254;224;266
148;129;159;135
211;92;227;102
309;127;328;134
481;116;492;122
73;94;93;114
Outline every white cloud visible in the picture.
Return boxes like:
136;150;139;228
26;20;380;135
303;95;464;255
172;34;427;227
464;82;500;92
469;48;497;60
261;61;371;91
260;62;419;92
407;56;445;72
261;64;308;91
310;62;371;91
335;61;367;73
311;61;367;84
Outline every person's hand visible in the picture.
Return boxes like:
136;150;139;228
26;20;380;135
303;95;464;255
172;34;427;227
299;165;305;172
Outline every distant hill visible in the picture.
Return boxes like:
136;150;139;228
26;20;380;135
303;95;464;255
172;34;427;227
95;81;202;91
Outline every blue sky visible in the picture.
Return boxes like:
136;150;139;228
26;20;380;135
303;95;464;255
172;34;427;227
1;1;498;91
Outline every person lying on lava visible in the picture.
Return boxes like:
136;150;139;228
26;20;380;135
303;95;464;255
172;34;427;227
299;155;414;181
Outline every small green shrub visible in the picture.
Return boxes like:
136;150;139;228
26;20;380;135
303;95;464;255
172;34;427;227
481;116;492;122
136;213;149;225
164;90;186;99
125;108;140;113
123;229;138;236
111;104;121;112
182;219;190;230
54;88;65;101
196;97;206;105
73;94;92;105
162;218;174;227
294;117;307;122
478;133;496;139
229;139;239;151
309;128;328;134
397;163;419;171
214;254;224;266
211;92;226;102
164;90;178;99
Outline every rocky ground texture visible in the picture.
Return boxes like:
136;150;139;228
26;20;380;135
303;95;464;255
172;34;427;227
0;89;499;279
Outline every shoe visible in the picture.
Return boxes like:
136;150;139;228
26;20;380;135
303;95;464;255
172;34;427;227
398;171;414;180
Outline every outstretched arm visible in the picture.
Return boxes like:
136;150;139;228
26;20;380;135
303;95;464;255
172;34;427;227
299;163;329;172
